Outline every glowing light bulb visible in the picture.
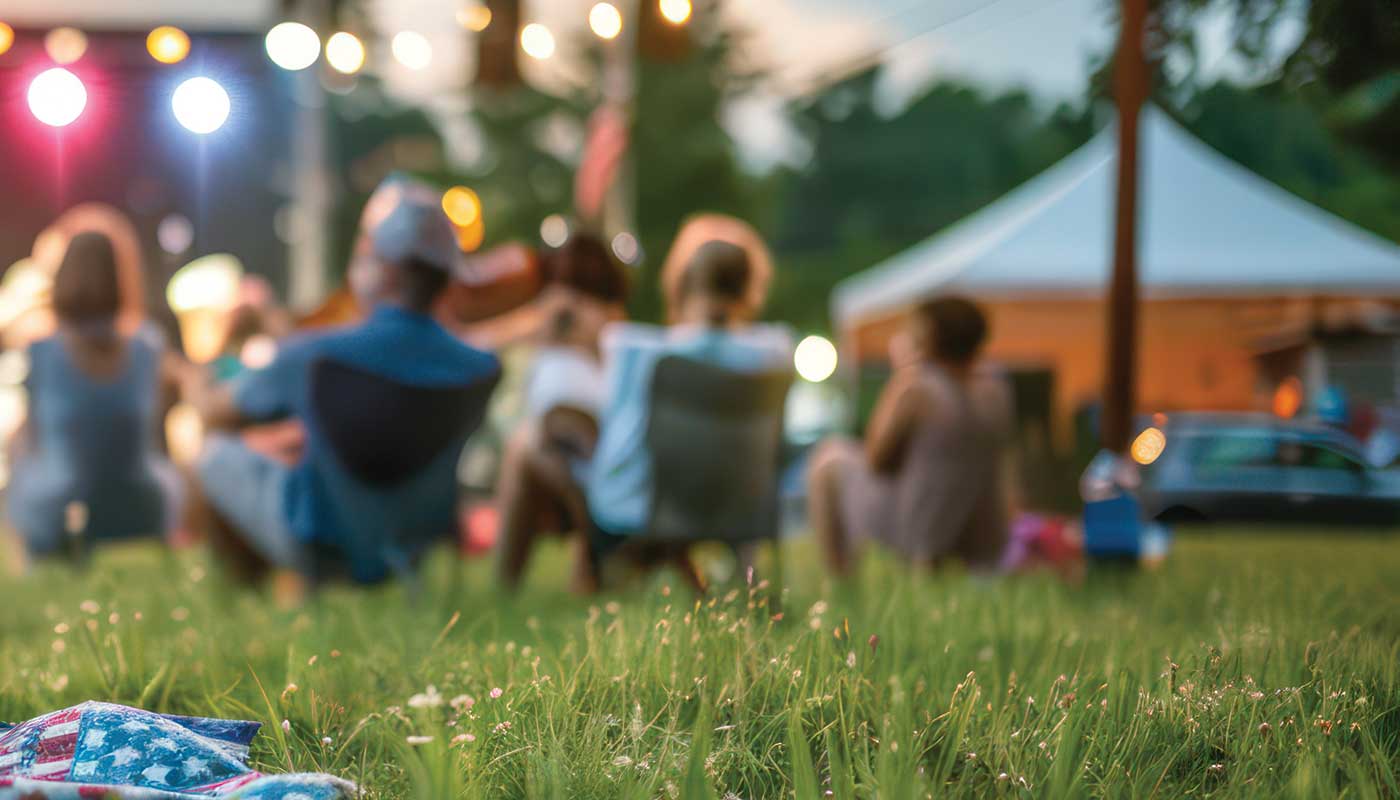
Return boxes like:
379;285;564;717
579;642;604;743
28;68;87;128
0;22;15;57
794;335;838;383
520;23;555;60
172;77;230;134
659;0;692;25
45;27;87;65
265;22;320;71
442;186;482;227
146;26;191;64
457;5;492;32
589;3;623;40
391;31;432;70
1131;427;1167;466
325;31;366;74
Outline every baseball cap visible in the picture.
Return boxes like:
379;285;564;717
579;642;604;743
359;173;463;274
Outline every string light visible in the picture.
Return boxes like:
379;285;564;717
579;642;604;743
146;26;191;64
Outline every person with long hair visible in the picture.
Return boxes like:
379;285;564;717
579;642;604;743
807;296;1015;575
5;231;186;568
495;217;791;591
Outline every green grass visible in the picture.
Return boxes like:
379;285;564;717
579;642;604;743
2;532;1398;798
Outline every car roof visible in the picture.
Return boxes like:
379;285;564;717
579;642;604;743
1159;412;1365;456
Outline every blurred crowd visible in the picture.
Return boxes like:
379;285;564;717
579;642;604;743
1;174;1059;599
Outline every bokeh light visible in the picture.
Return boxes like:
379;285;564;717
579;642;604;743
611;232;640;264
265;22;320;71
1273;375;1303;419
28;68;87;128
172;77;231;134
441;186;481;227
325;32;366;75
146;26;191;64
659;0;693;25
240;334;278;370
794;335;839;383
589;3;624;40
457;218;486;252
157;214;194;255
520;24;556;60
457;5;492;32
1131;426;1167;466
392;31;432;70
0;22;15;57
44;27;88;65
539;214;569;248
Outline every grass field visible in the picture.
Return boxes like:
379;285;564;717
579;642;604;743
2;532;1398;798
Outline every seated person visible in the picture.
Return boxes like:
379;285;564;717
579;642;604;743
807;297;1013;575
496;232;791;591
522;232;629;421
187;176;499;586
5;232;186;568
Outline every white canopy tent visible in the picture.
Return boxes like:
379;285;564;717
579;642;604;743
833;106;1400;329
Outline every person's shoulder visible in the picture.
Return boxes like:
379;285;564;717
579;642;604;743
602;321;666;354
729;323;794;361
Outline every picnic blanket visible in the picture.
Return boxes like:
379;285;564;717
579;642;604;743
0;702;355;799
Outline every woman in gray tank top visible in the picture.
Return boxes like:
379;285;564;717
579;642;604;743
808;297;1014;574
5;232;185;567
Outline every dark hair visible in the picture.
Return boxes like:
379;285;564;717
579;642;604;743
541;233;628;304
680;240;751;307
399;257;452;311
52;231;122;325
915;296;988;366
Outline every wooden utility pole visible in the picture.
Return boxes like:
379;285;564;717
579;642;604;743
477;0;522;88
1102;0;1150;453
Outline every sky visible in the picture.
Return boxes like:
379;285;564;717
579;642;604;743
4;0;1293;169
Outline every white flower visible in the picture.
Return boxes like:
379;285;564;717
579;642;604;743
281;719;291;734
408;685;444;709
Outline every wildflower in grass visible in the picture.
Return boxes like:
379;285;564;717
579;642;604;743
406;735;434;745
846;651;857;669
54;623;69;634
493;721;512;734
107;613;119;625
330;649;341;658
307;655;318;666
408;685;444;709
1208;763;1224;774
281;683;299;701
868;634;879;655
489;687;503;699
809;600;828;616
450;694;475;713
452;733;476;745
1258;722;1271;735
997;773;1009;782
281;719;291;734
322;736;333;745
79;600;98;614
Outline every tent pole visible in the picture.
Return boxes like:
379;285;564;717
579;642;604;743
1102;0;1150;453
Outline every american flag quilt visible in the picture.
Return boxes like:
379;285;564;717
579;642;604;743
0;702;355;799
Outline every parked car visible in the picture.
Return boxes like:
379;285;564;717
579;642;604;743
1139;413;1400;527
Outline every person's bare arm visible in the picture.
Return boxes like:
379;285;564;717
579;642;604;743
177;364;245;431
864;371;924;474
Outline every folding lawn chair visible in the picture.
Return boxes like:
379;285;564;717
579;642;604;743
638;354;793;593
306;357;499;587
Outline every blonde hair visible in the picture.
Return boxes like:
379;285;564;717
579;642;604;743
659;214;772;323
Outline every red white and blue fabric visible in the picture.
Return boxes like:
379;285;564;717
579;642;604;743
0;702;354;799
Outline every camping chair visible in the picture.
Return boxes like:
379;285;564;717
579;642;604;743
307;358;500;587
638;354;793;593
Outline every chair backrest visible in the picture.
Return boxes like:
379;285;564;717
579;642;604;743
644;355;793;543
308;358;499;490
307;358;499;583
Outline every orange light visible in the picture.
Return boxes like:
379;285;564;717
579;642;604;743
441;186;481;227
44;27;88;65
0;23;15;57
1273;376;1303;419
457;5;492;32
659;0;692;25
147;26;191;64
456;217;485;252
1131;427;1167;466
